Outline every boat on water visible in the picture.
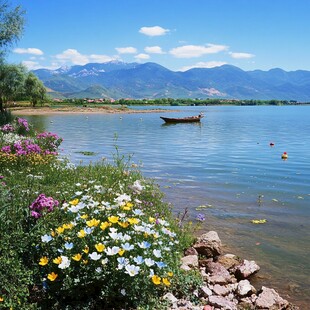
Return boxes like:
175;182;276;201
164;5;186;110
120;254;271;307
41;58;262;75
160;113;204;123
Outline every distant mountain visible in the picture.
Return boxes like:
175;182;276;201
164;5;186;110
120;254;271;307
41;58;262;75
33;61;310;101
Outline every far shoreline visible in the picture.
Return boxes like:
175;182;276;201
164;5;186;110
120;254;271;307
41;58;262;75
9;106;174;116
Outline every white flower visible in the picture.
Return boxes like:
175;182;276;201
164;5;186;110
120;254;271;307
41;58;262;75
75;183;81;187
155;261;167;268
114;193;131;205
89;252;102;260
153;249;162;258
41;234;52;243
130;180;145;194
138;241;151;249
125;264;140;277
144;258;155;267
120;289;126;296
133;209;144;216
64;242;74;250
58;256;70;269
75;191;83;196
117;257;129;269
133;256;144;265
105;246;120;256
101;258;108;265
95;267;102;273
121;242;134;251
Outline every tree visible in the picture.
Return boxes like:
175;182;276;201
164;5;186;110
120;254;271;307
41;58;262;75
0;0;25;60
0;63;26;111
24;72;47;107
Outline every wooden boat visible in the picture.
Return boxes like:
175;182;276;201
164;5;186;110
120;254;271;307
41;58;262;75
160;113;204;123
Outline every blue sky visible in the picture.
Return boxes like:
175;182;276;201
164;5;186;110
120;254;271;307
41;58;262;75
7;0;310;72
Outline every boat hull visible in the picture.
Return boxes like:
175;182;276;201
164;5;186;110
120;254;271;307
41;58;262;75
160;115;204;123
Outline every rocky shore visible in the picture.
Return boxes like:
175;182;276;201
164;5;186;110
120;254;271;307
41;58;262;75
163;231;299;310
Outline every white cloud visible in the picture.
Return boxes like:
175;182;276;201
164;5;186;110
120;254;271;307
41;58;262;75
55;49;89;65
134;53;150;60
139;26;169;36
54;49;118;66
115;47;137;54
22;60;41;70
170;44;228;58
229;52;255;59
14;47;43;55
179;61;227;71
144;46;164;54
89;54;119;62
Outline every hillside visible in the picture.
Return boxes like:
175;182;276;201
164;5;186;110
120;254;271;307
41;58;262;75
33;61;310;101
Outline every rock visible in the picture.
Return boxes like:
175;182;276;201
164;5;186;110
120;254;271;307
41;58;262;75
209;295;238;310
199;258;214;267
203;306;214;310
206;262;235;284
181;255;199;268
163;292;178;304
237;279;256;297
184;246;198;256
255;286;289;309
200;285;213;297
217;254;241;271
193;231;222;258
234;259;260;279
180;264;192;271
212;284;230;296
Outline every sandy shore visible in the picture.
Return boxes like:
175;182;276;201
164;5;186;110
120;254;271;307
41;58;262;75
9;106;171;115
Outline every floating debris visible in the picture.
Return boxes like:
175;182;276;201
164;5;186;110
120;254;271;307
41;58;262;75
75;151;97;156
251;219;267;224
281;152;288;160
272;198;279;202
195;204;213;210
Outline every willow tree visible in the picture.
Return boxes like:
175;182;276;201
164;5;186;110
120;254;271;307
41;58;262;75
24;72;47;107
0;1;25;112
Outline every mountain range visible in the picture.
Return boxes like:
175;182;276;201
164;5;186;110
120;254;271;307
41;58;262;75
33;61;310;102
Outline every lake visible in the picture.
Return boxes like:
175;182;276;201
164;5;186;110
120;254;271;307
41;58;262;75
24;105;310;306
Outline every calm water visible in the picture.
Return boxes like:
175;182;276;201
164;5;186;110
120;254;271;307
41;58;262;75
25;106;310;306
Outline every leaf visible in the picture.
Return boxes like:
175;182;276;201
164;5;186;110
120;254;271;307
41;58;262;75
251;219;267;224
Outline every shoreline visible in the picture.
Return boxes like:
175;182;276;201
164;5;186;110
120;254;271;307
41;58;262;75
9;106;172;115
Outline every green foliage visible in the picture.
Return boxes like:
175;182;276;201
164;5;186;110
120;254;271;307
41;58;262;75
0;0;25;59
0;118;202;309
0;108;13;125
24;72;47;107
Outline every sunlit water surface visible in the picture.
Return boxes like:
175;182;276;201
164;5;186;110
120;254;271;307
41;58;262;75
25;106;310;306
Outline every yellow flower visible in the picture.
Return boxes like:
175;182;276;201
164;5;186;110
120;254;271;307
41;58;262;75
128;218;140;225
39;256;49;266
86;218;100;227
167;272;173;277
53;256;62;264
72;253;82;261
69;198;79;205
118;221;129;228
118;249;125;256
47;272;58;281
95;243;105;252
153;233;159;239
77;229;86;238
100;221;111;230
144;232;149;238
56;226;65;234
162;278;171;286
63;223;74;229
149;217;155;223
51;230;56;237
83;246;89;254
80;214;88;219
108;216;119;224
0;297;4;302
82;259;88;265
151;275;161;285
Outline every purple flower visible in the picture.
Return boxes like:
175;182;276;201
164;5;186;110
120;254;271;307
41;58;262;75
17;118;30;131
1;145;11;153
196;213;206;222
0;124;14;132
29;194;59;219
